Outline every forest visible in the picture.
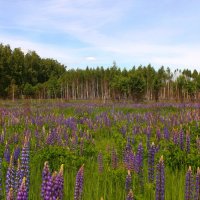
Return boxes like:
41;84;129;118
0;43;200;102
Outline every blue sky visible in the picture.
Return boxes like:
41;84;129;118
0;0;200;70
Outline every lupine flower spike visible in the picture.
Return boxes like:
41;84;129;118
126;189;134;200
7;188;14;200
41;161;52;200
125;170;132;192
17;177;28;200
195;167;200;200
185;166;193;200
74;164;84;200
155;155;165;200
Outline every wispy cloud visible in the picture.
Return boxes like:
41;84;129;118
0;0;200;70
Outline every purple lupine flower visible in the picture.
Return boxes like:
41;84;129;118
126;189;134;200
123;146;135;171
195;167;200;200
17;177;28;200
125;170;132;192
185;166;193;200
155;156;165;200
148;142;156;182
186;132;190;154
7;188;14;200
146;127;151;150
136;143;143;173
179;129;184;151
173;130;179;145
6;156;15;195
15;159;22;195
4;143;10;163
41;161;52;200
74;165;84;200
163;127;169;140
13;146;21;166
97;152;103;173
136;143;144;192
156;128;161;141
20;137;30;192
51;164;64;200
111;148;118;169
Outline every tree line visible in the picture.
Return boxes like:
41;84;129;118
1;43;200;102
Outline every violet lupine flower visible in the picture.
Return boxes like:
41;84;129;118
146;127;151;150
173;130;179;145
15;159;22;195
13;146;21;166
126;189;134;200
41;161;52;200
179;129;184;151
125;170;132;192
185;166;193;200
111;148;118;169
156;128;161;141
186;133;190;154
163;127;169;140
148;142;156;182
155;156;165;200
51;164;64;200
136;143;144;192
74;165;84;200
20;137;30;192
4;143;10;163
17;177;28;200
195;167;200;200
6;156;15;196
136;143;143;173
97;152;103;173
7;188;14;200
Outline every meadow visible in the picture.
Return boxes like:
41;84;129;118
0;100;199;200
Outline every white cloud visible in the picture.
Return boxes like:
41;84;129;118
85;56;96;61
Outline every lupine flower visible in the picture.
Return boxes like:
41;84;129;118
20;137;30;192
125;170;132;192
146;127;151;150
163;127;169;140
6;156;15;195
126;189;134;200
155;156;165;200
156;128;161;141
195;167;200;200
13;146;21;166
51;164;64;200
7;188;14;200
17;177;28;200
15;159;22;195
4;142;10;163
173;129;179;145
185;166;193;200
186;132;190;154
74;165;84;200
41;161;52;200
111;148;118;169
136;142;143;173
148;142;156;182
97;152;103;173
179;129;184;150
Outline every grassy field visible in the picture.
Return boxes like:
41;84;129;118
0;100;199;199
